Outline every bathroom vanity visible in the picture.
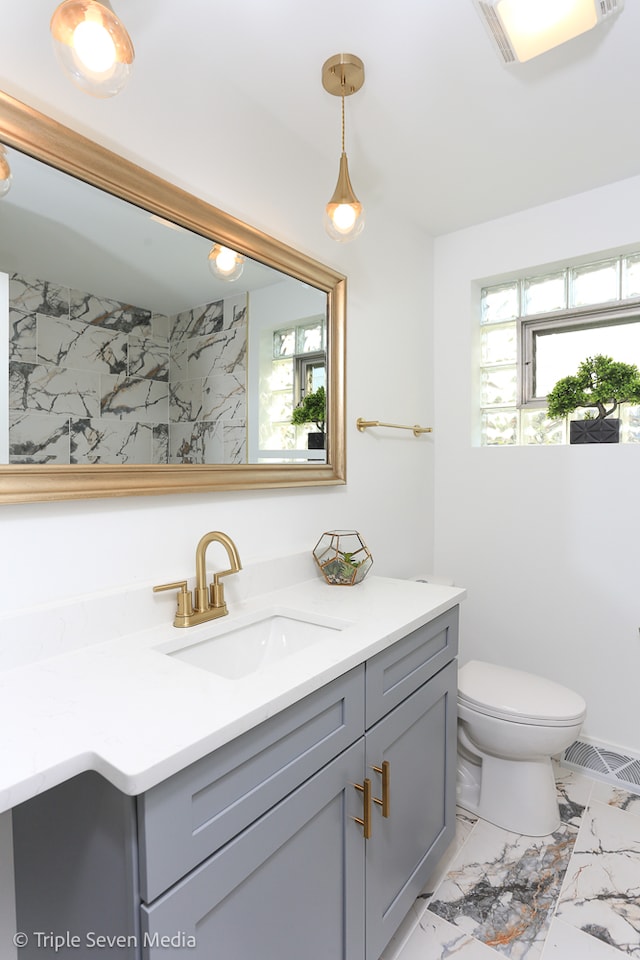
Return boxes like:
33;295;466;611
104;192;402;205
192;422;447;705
4;566;464;960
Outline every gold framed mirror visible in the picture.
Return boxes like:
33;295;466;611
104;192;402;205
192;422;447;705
0;90;346;504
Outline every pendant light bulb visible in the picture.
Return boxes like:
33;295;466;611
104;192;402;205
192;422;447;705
50;0;135;98
208;244;245;282
0;146;12;199
324;152;365;242
321;54;366;244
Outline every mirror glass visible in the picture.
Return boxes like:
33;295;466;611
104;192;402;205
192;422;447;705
0;92;345;502
2;146;327;467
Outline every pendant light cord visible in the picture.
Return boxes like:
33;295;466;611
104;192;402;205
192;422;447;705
341;94;346;153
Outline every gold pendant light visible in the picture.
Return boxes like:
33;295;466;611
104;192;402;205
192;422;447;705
50;0;134;98
322;53;365;243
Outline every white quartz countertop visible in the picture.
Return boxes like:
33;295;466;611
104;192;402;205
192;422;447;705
0;570;465;814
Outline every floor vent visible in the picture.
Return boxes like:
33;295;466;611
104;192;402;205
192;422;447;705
563;739;640;793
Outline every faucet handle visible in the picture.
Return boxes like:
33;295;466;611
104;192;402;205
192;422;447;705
153;580;194;619
209;578;228;611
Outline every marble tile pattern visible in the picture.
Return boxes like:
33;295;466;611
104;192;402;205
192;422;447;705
168;293;247;464
7;274;248;465
382;769;640;960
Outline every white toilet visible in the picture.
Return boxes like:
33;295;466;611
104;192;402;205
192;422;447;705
457;660;586;836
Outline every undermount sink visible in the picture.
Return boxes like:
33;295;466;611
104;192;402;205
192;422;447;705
163;612;349;680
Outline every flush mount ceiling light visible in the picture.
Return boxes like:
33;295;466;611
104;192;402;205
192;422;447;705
0;146;12;198
474;0;624;64
50;0;135;97
208;244;245;282
322;53;365;243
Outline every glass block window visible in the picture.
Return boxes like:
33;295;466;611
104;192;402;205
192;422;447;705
480;409;518;446
622;254;640;300
520;409;565;445
481;282;518;324
523;272;566;316
273;328;295;357
480;366;517;407
479;249;640;445
569;259;619;307
269;358;294;392
297;320;325;354
481;323;517;365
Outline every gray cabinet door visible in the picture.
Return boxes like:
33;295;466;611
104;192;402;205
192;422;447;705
138;666;364;902
141;740;366;960
365;607;458;727
364;659;457;960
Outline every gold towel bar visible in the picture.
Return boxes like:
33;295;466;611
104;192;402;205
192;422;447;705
356;418;432;437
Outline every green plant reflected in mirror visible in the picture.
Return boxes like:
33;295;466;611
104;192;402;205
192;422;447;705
292;386;326;450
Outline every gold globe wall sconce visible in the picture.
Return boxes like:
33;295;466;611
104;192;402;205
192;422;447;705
322;53;365;243
50;0;135;97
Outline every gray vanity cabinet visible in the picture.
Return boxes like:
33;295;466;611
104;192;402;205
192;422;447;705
140;656;457;960
12;606;459;960
364;658;456;960
141;740;367;960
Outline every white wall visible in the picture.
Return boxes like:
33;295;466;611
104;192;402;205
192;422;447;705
433;175;640;755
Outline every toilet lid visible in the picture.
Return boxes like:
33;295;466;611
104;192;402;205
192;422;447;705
458;660;586;723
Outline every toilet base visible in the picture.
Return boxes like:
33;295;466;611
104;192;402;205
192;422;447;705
456;752;560;837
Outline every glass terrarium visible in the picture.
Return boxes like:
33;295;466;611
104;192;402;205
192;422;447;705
313;530;373;586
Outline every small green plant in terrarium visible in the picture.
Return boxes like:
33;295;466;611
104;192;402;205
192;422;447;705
313;530;373;586
323;550;362;583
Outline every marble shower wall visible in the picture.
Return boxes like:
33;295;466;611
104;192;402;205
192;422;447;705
169;293;247;464
7;274;247;465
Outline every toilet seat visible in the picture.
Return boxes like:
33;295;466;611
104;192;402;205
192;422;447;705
458;660;586;727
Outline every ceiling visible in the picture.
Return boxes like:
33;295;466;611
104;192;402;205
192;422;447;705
0;0;639;239
1;146;289;314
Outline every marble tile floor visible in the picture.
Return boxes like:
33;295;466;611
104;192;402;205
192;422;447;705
382;767;640;960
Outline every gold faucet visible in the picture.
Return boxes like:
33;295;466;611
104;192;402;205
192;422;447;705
153;531;242;627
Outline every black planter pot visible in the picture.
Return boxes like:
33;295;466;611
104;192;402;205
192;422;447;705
307;432;326;450
569;418;620;444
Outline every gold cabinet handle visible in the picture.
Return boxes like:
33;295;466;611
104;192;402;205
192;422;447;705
352;778;372;839
371;761;390;818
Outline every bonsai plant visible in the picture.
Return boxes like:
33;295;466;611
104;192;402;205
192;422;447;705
291;385;326;448
546;354;640;444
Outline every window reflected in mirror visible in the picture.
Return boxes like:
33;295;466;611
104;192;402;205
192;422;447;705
255;315;326;463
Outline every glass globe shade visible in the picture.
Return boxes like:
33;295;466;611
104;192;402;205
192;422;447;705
208;245;245;282
324;152;365;243
0;148;12;198
324;202;365;243
50;0;134;98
